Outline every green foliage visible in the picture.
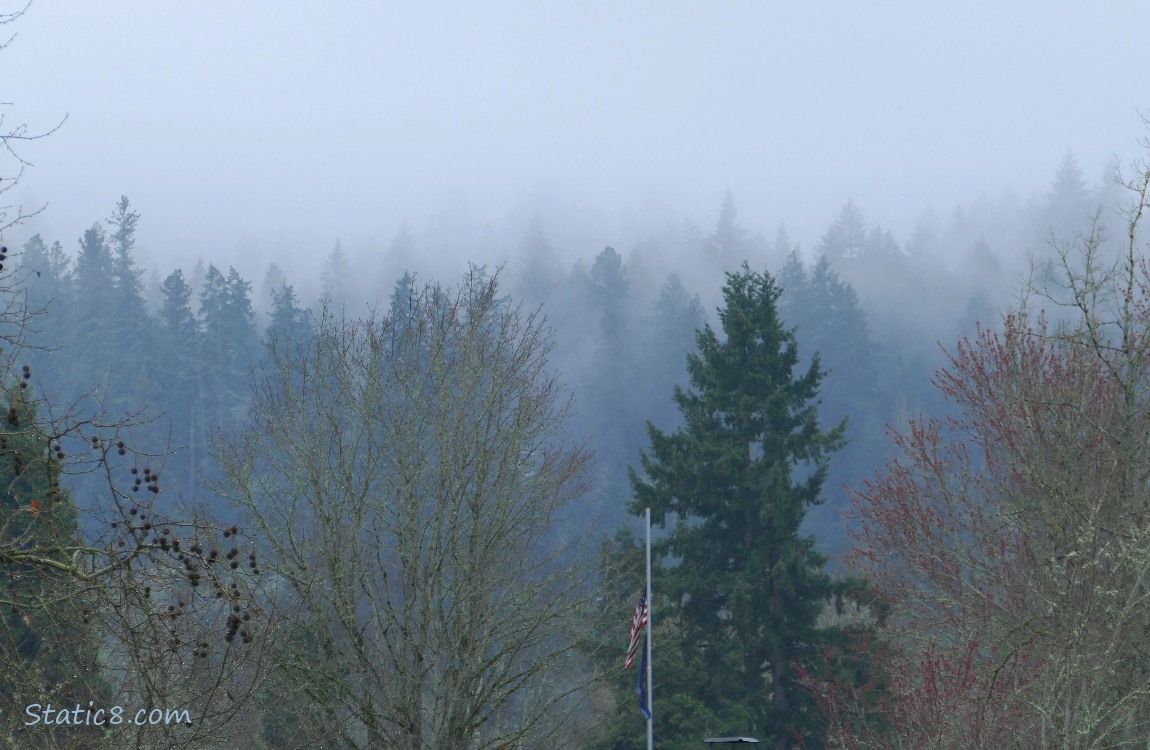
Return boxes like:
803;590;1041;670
777;253;884;558
588;246;628;346
107;196;147;324
0;387;108;747
156;268;203;495
160;269;198;344
620;263;847;749
66;224;118;387
267;282;313;346
636;274;707;433
198;264;257;431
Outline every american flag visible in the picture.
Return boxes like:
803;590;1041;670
625;593;648;669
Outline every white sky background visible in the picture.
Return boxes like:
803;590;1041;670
4;0;1149;283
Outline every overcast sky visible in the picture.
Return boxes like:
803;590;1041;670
4;0;1149;279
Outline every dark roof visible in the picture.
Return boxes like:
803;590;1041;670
703;739;760;744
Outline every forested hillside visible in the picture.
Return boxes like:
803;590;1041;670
11;151;1106;560
6;4;1147;743
4;143;1143;747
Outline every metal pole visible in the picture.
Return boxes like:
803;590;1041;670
646;507;653;750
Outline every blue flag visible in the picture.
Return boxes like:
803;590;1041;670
637;633;651;719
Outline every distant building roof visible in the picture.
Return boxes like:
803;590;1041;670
703;739;760;744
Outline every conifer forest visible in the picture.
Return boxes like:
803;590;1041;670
3;3;1150;749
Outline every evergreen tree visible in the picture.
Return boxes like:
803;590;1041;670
17;236;71;362
159;270;199;359
1041;151;1095;241
864;226;900;264
707;190;749;266
384;271;422;356
767;225;797;270
637;273;706;432
388;271;416;318
106;196;147;321
778;255;883;558
266;282;313;347
905;207;940;260
19;234;71;315
777;248;806;301
197;264;228;342
198;265;256;432
588;246;629;350
66;224;117;393
627;263;846;749
586;247;639;526
158;269;202;498
72;225;116;318
817;201;867;270
224;267;258;345
794;256;877;397
648;274;705;371
0;386;108;746
105;196;155;409
105;196;139;255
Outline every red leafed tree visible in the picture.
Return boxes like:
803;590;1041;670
803;135;1150;750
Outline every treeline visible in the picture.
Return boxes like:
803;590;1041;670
18;197;301;512
17;200;888;553
12;151;1108;556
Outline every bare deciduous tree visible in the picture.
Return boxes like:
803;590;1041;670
214;268;596;749
0;324;273;750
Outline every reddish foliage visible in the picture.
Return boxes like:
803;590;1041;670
802;156;1150;747
806;305;1150;747
799;633;1037;749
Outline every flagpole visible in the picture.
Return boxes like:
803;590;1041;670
645;507;653;750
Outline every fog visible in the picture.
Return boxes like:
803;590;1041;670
5;0;1148;289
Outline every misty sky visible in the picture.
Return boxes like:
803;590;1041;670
4;0;1149;280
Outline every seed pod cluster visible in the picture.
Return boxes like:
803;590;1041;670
104;513;263;656
132;466;160;494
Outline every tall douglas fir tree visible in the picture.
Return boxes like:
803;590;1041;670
627;263;847;750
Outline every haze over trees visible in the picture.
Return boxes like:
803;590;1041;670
0;142;1136;744
9;4;1150;746
1;135;1140;744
